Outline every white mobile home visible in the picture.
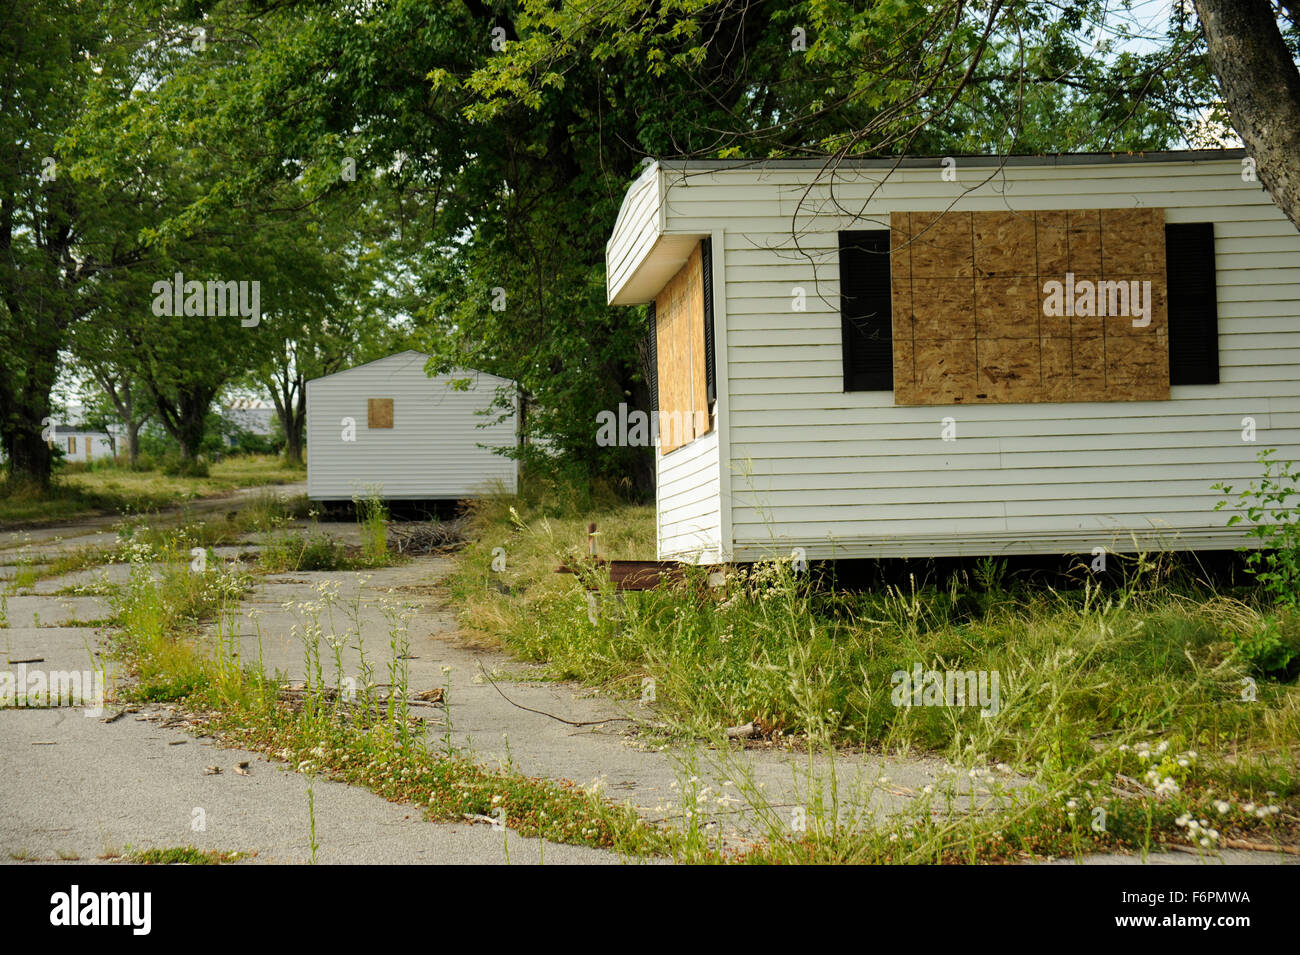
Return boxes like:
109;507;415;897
306;351;518;501
54;426;115;463
606;150;1300;562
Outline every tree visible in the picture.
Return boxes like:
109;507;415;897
250;195;395;466
63;7;377;465
1194;0;1300;229
0;0;146;487
78;366;154;466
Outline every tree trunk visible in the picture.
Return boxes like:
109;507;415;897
126;419;144;468
283;411;304;466
176;392;209;461
284;378;306;466
0;337;59;488
264;365;305;466
147;383;215;462
1194;0;1300;231
4;408;56;487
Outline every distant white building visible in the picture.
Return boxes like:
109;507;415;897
222;398;277;444
54;425;115;463
305;351;519;501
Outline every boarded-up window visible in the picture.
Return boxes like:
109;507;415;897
653;241;713;453
84;436;93;459
889;209;1169;405
67;436;75;453
368;398;394;428
840;230;893;391
1166;222;1219;386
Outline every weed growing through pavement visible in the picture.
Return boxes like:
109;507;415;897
121;846;246;865
98;515;667;857
307;779;319;864
354;486;389;564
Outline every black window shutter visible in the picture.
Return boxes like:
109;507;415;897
701;238;716;404
839;230;893;391
1165;222;1219;386
646;301;659;413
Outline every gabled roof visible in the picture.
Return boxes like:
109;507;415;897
306;350;516;389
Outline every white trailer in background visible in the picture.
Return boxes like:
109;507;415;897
305;350;518;502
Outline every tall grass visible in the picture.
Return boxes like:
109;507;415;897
1;454;303;527
92;478;1300;861
106;533;249;701
449;495;1300;784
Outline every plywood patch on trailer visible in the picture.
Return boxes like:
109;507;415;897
654;242;712;453
890;209;1169;405
368;398;394;428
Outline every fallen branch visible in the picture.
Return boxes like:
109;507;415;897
1222;838;1300;855
474;659;633;728
726;722;762;740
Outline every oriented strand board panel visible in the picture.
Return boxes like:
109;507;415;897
891;209;1169;405
368;397;394;428
654;242;711;452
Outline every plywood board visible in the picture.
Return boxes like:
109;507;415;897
654;242;712;453
891;209;1170;406
368;398;394;428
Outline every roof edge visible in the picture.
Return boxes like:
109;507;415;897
660;149;1247;172
307;351;515;389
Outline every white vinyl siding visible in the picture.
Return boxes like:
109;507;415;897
615;156;1300;559
606;168;662;304
657;428;722;561
57;433;114;463
306;351;518;500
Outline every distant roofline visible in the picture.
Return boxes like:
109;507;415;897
306;350;516;389
659;148;1246;172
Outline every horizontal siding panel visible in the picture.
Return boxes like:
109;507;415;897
728;418;1287;440
734;479;1237;506
735;461;1264;491
657;428;721;561
727;392;1300;415
735;444;1275;471
730;528;1247;560
729;431;1300;454
661;495;721;525
732;508;1236;533
669;190;1274;221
